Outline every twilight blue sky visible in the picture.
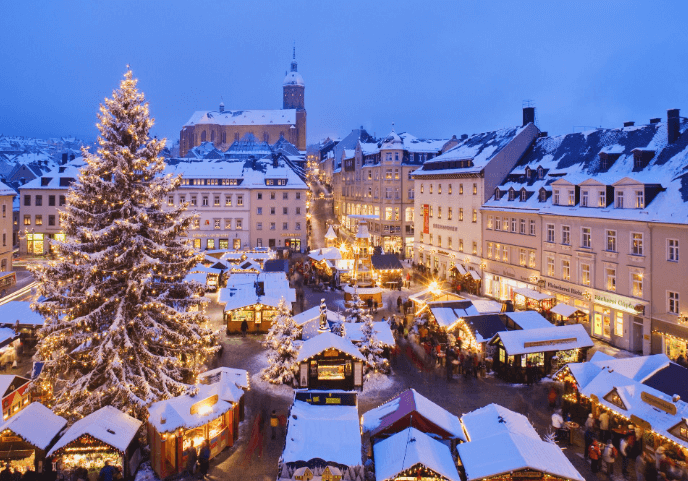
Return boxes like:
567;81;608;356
0;1;686;145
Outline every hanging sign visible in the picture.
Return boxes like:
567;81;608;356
523;338;577;348
641;391;676;415
190;394;219;415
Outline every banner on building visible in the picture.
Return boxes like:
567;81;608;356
423;204;429;234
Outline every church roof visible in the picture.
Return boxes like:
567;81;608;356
183;109;297;128
283;70;304;87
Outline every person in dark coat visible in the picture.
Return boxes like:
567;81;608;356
99;462;116;481
367;297;373;313
185;444;198;476
445;347;455;382
240;319;248;337
198;440;211;479
397;296;402;312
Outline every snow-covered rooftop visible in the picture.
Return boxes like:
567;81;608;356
295;332;365;363
362;388;465;441
0;301;44;327
281;394;361;466
374;427;461;481
501;311;553;330
48;406;142;456
427;300;479;329
0;375;29;399
491;323;593;356
0;402;66;450
184;109;297;128
459;404;584;481
344;321;395;347
218;272;295;311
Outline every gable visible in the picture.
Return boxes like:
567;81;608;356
603;388;627;410
668;419;688;442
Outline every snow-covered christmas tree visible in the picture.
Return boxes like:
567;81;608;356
262;298;301;384
30;69;218;421
358;309;389;374
344;289;366;323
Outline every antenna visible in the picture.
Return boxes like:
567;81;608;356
293;41;296;60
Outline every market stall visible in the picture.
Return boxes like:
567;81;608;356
370;254;403;288
0;301;43;349
409;288;461;315
373;427;460;481
449;315;506;354
293;304;346;341
188;263;223;291
0;402;66;473
489;324;592;382
512;287;555;312
458;403;584;481
550;303;588;325
556;351;688;477
197;366;250;424
295;332;366;390
48;406;142;480
147;369;247;480
342;286;382;307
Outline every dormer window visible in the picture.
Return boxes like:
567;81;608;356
581;190;589;207
525;167;531;179
568;189;575;206
599;190;606;207
508;188;515;201
636;190;645;209
537;166;544;179
494;188;501;200
520;189;527;201
603;388;627;410
553;189;560;205
539;188;547;202
616;190;624;208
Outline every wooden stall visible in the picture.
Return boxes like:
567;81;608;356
342;286;382;307
489;324;592;383
512;287;555;313
48;406;142;480
549;303;588;325
295;333;366;390
147;368;247;480
370;254;403;288
0;376;32;421
0;403;66;473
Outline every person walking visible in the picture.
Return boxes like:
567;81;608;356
270;410;279;440
601;439;618;477
463;353;473;380
445;347;455;382
599;410;610;444
185;444;198;476
589;439;602;474
367;297;373;313
198;440;211;479
397;296;402;312
548;386;557;408
620;434;630;477
373;300;378;314
99;461;116;481
584;427;595;461
551;409;564;443
473;352;479;379
240;319;248;337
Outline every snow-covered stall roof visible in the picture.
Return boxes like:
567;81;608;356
0;327;19;350
374;427;460;481
0;402;66;450
342;286;383;296
197;366;250;390
48;406;142;456
281;393;361;466
470;299;503;315
147;382;239;434
190;263;220;274
409;289;461;306
324;226;337;240
218;272;295;311
293;306;345;326
0;375;29;398
459;404;584;481
344;322;395;347
550;303;583;318
308;247;342;262
362;388;465;441
491;323;593;356
427;300;479;329
502;311;552;330
0;302;42;328
296;332;365;363
512;287;554;301
183;272;208;284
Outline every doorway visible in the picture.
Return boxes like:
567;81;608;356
632;320;643;353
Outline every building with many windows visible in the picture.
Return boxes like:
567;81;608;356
412;112;540;279
333;128;457;258
482;109;688;355
0;182;15;271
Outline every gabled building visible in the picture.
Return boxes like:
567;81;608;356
412;108;540;278
482;109;688;355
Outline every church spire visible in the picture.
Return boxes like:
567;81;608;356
291;42;297;72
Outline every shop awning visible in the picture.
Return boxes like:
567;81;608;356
512;287;554;301
468;270;481;281
451;264;468;276
550;303;582;318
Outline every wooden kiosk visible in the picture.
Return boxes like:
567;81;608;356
295;332;366;390
0;402;66;473
147;368;248;479
48;406;142;480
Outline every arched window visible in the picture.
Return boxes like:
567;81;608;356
201;131;207;142
494;188;501;200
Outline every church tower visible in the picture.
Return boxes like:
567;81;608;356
283;47;305;110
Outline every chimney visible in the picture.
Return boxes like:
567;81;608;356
523;107;535;126
219;102;224;113
650;118;661;124
624;121;635;127
668;109;680;144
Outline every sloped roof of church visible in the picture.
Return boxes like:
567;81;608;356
184;109;297;127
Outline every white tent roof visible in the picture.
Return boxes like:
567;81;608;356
550;303;582;318
296;332;365;363
0;402;66;450
308;247;342;262
324;226;337;240
281;397;361;466
471;299;503;314
491;324;593;356
502;311;552;330
48;406;141;456
512;287;554;301
374;427;460;481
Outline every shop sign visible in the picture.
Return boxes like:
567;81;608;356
190;394;219;415
281;233;300;237
513;471;543;479
432;223;458;232
325;397;341;404
546;281;585;297
641;391;677;415
1;435;22;443
524;338;577;348
423;205;429;234
437;250;449;256
594;294;643;315
630;414;652;430
323;349;339;357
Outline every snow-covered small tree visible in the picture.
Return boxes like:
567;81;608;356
30;69;218;421
262;298;301;384
345;289;366;323
359;313;389;374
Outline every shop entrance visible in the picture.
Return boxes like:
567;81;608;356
594;306;611;338
632;321;643;353
285;238;301;251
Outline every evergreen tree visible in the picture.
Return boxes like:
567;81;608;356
30;69;218;421
262;299;301;384
344;290;366;323
358;310;389;374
